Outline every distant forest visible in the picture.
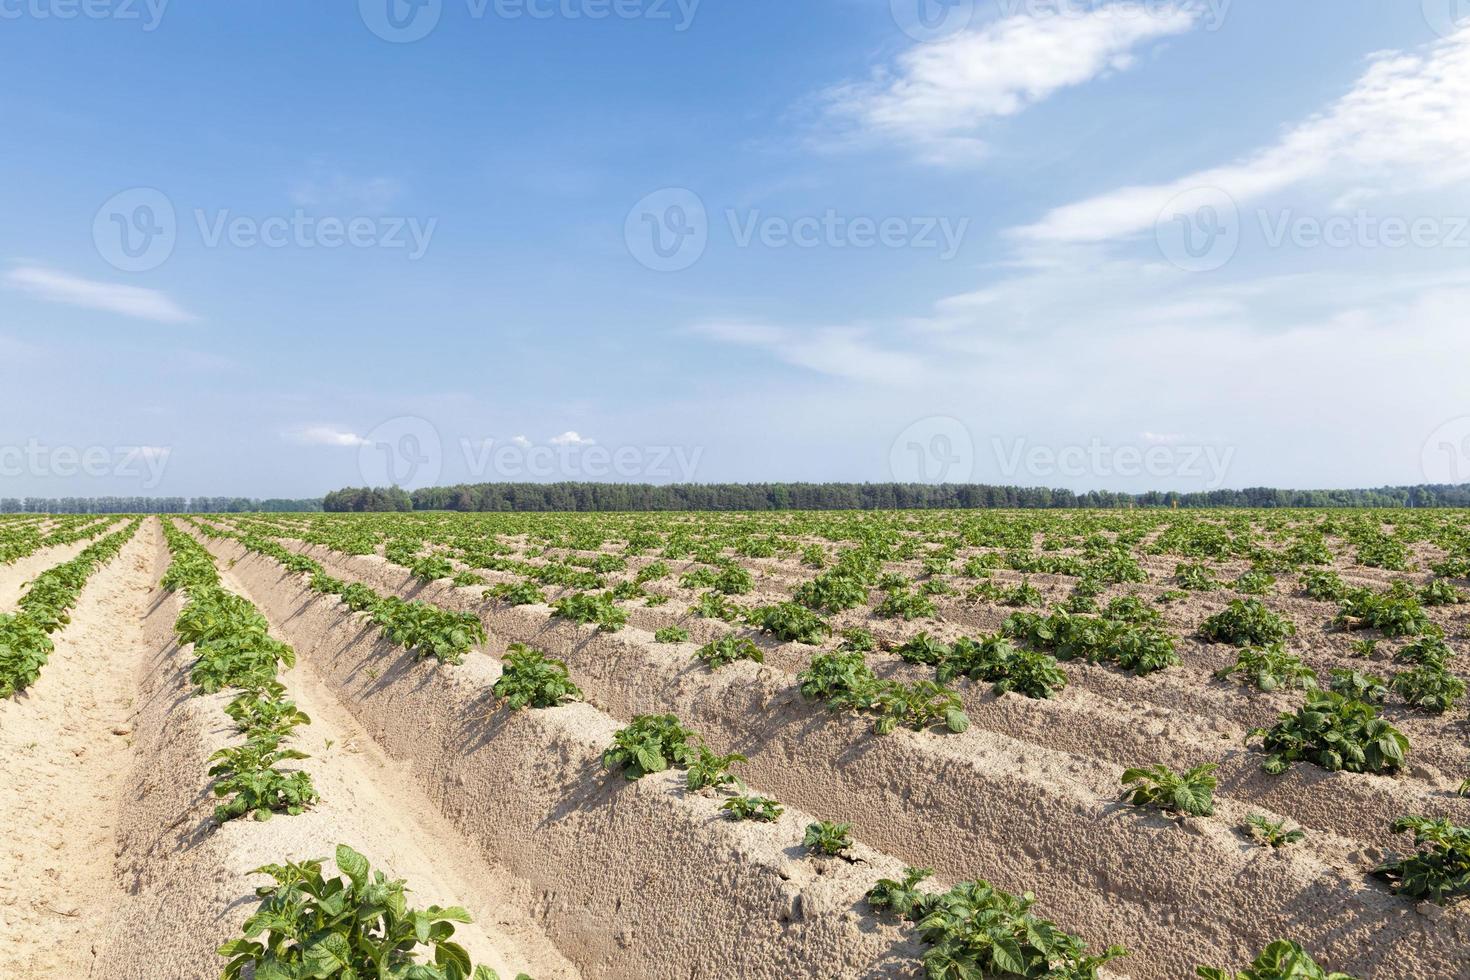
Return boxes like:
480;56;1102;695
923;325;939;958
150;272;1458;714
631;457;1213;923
0;497;324;514
322;482;1470;513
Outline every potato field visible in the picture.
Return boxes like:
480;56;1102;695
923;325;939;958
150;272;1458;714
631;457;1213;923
2;508;1469;979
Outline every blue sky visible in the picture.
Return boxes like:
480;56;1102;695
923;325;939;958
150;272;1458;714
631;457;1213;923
3;0;1470;498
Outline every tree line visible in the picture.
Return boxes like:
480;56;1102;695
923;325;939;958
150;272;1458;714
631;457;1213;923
0;497;324;514
322;481;1470;512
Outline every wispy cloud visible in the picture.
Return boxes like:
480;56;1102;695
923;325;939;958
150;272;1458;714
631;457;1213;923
820;4;1199;165
289;425;371;448
3;264;197;324
1016;26;1470;243
693;320;926;385
290;166;402;213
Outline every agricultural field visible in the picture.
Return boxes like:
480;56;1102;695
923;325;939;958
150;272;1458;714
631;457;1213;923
3;508;1470;978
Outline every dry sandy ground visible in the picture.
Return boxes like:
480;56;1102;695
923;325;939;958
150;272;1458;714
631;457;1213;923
0;528;153;975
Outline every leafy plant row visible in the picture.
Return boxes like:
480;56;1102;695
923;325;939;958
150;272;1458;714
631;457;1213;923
161;519;319;823
0;519;139;698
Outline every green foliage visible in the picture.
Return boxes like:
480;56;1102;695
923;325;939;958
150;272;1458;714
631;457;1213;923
875;586;937;621
488;581;546;606
1234;570;1277;596
1200;599;1296;647
866;867;935;921
374;597;488;664
692;590;740;622
1390;665;1465;714
1420;580;1466;606
550;591;627;632
685;745;747;793
722;794;783;822
1300;569;1349;601
1335;584;1432;637
1196;940;1358;980
747;601;830;644
912;880;1126;979
1213;644;1318;692
218;844;516;980
1373;816;1470;905
797;651;969;736
1003;610;1178;676
209;736;320;823
1244;814;1305;848
493;644;582;710
794;570;869;613
1120;763;1218;817
1327;668;1387;704
1248;691;1409;775
601;714;699;780
653;625;689;643
803;820;853;856
696;634;764;669
1175;561;1219;591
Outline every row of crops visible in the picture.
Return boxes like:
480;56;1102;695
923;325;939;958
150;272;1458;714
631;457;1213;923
182;507;1470;978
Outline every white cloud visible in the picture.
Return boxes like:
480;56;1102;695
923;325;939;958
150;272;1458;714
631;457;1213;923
549;431;595;446
1017;27;1470;243
822;4;1199;165
3;265;197;324
291;425;371;448
511;434;532;448
692;320;926;385
290;169;401;213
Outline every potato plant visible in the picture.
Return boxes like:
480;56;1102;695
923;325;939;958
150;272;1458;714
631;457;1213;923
1200;600;1296;647
1373;816;1470;904
696;634;763;669
803;820;853;856
493;644;582;710
1248;691;1409;775
601;714;699;780
722;794;783;822
219;844;526;980
1213;644;1318;692
1120;763;1218;817
1197;940;1358;980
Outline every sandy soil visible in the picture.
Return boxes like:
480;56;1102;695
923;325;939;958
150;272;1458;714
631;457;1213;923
224;525;1470;980
0;527;154;976
95;523;573;980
